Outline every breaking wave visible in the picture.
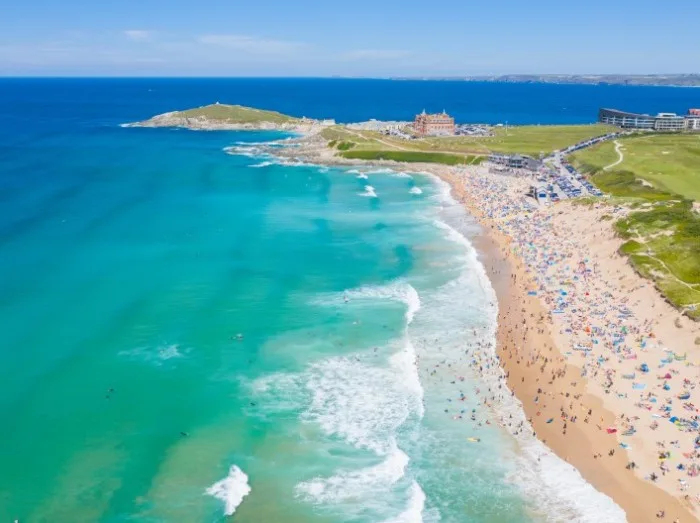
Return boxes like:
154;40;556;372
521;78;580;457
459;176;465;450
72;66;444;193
205;465;251;516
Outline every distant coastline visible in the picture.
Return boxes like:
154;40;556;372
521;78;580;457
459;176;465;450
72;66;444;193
391;74;700;87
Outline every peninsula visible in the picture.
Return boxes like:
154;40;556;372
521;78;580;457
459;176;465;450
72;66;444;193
126;103;334;132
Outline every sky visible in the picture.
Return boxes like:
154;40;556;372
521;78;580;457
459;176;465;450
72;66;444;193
2;0;699;76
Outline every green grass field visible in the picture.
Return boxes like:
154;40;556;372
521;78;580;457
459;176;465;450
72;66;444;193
175;104;298;124
323;124;616;158
571;134;700;201
467;124;617;156
320;127;383;149
340;150;483;166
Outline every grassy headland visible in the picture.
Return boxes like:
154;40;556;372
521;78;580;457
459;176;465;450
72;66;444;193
174;104;298;124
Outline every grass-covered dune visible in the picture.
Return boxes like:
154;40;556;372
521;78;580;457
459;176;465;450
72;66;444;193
571;132;700;319
576;162;700;319
615;199;700;320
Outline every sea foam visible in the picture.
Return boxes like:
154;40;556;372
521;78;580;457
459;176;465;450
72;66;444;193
250;160;274;168
343;281;421;324
301;344;423;455
359;185;378;198
409;187;423;195
118;343;186;366
382;481;426;523
205;465;251;516
296;443;409;503
293;281;425;517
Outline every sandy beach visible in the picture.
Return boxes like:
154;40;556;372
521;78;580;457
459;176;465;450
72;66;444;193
273;137;700;521
441;167;700;523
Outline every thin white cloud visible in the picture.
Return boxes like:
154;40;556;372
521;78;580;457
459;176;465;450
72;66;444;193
343;49;409;60
124;30;153;42
198;34;307;55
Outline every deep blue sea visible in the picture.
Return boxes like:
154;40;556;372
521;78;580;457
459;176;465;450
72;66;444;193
2;78;690;522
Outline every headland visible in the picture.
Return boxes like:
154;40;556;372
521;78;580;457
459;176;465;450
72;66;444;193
126;103;335;133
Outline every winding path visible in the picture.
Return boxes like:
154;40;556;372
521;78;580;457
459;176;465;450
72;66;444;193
603;140;624;171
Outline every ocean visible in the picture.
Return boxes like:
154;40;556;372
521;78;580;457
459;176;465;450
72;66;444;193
2;78;690;522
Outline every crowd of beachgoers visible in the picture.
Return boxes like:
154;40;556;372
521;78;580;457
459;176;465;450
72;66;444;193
448;165;700;518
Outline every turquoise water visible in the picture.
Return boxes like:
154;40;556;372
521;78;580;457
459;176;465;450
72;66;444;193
0;81;630;522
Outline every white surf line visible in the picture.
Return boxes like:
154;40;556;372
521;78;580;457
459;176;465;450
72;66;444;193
603;140;624;171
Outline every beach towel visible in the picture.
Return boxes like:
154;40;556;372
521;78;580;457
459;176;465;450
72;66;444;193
632;383;646;390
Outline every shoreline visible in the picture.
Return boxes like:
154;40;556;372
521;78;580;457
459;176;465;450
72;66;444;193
151;126;700;521
267;138;700;521
458;179;697;522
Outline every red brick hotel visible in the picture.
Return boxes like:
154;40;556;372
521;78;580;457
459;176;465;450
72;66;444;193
414;110;455;136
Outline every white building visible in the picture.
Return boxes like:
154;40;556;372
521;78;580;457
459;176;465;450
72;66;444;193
685;115;700;131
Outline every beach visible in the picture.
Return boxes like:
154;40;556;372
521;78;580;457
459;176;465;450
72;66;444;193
440;166;700;523
274;133;700;521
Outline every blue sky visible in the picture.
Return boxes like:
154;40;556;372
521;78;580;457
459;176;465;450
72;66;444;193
2;0;699;76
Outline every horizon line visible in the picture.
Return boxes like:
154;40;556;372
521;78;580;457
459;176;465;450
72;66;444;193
1;73;699;80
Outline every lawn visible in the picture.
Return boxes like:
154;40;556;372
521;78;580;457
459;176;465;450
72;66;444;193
324;124;616;158
175;104;298;124
400;124;615;156
571;133;700;201
465;124;617;156
340;150;483;166
320;127;384;149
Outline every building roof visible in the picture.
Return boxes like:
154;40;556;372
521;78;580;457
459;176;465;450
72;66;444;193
600;108;653;118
